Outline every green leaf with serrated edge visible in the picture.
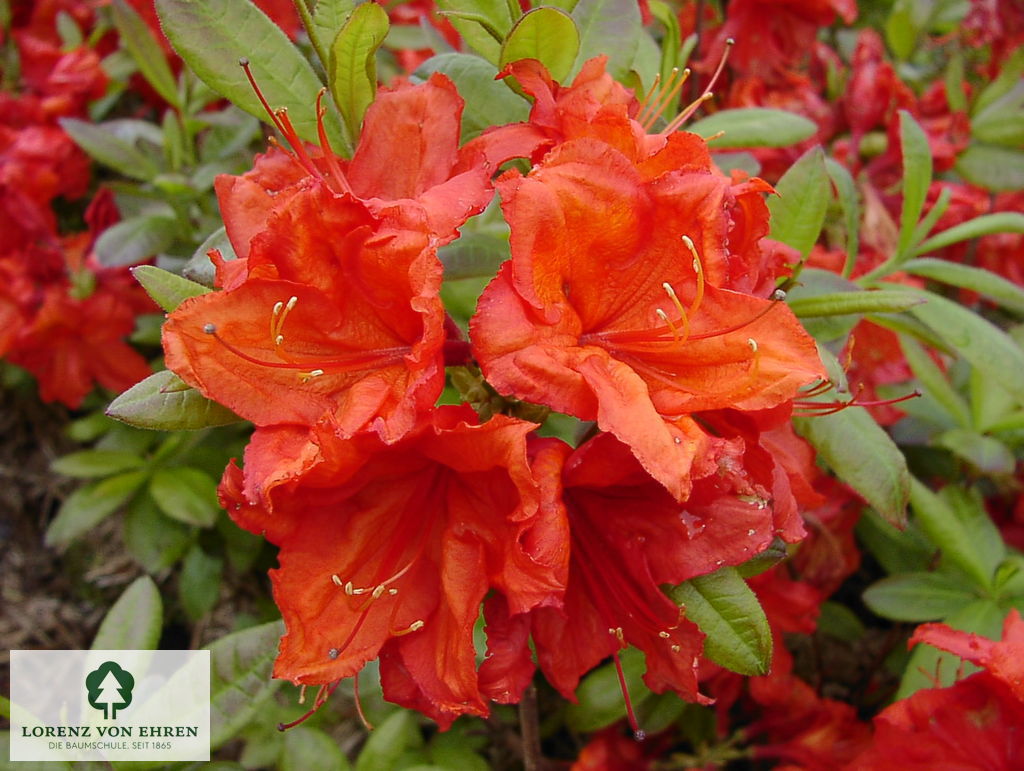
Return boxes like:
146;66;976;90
899;334;971;428
688;108;817;149
329;2;389;142
935;429;1015;475
793;362;910;528
896;599;1004;699
435;0;512;64
155;0;347;152
208;620;286;748
767;145;829;259
111;0;179;107
51;450;145;479
825;158;860;277
956;144;1024;192
909;478;1000;591
669;567;771;676
282;726;351;771
94;215;178;268
786;289;924;318
565;647;649;732
59;118;160;180
179;543;223;620
355;709;425;771
123;494;191;572
913;213;1024;256
107;370;242;431
92;575;163;650
44;471;147;549
908;288;1024;403
903;257;1024;315
571;0;642;80
863;572;977;622
897;110;932;257
132;265;211;313
149;467;221;527
413;54;529;141
500;7;579;83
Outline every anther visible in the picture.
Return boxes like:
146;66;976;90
344;581;354;595
748;338;758;352
409;620;424;631
203;323;217;334
388;588;398;595
328;648;339;660
331;574;343;586
654;308;681;343
671;644;681;653
658;631;670;639
372;584;386;599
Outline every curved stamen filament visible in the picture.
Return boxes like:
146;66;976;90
659;38;734;135
277;679;342;731
315;88;353;196
637;67;691;131
680;236;705;316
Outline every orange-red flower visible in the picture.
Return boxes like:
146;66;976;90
220;407;568;729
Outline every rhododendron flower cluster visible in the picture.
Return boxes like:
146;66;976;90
162;58;826;728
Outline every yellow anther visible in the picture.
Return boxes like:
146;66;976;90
409;620;424;631
372;584;386;599
655;308;681;344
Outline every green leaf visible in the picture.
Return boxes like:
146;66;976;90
972;81;1024;147
282;726;351;771
111;0;180;107
51;450;145;479
955;144;1024;192
781;268;860;342
179;543;224;620
571;0;642;81
59;118;160;181
414;54;529;141
767;145;829;258
670;567;771;676
903;256;1024;315
908;288;1024;404
329;1;389;143
973;49;1024;116
123;494;192;571
500;7;579;83
312;0;357;57
92;575;163;650
912;213;1024;256
208;620;286;748
794;404;910;528
94;215;179;268
970;366;1020;434
816;601;866;642
897;110;933;257
856;510;933;575
107;370;242;431
45;472;147;549
435;0;512;64
155;0;346;150
132;265;212;313
909;478;1003;591
354;709;424;771
899;334;971;428
149;466;221;527
183;226;238;287
687;108;817;149
565;648;648;732
825;158;860;277
863;571;977;622
786;289;924;318
935;429;1015;474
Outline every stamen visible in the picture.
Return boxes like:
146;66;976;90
328;648;339;660
277;679;342;731
315;88;353;196
203;323;216;334
671;644;681;653
353;675;373;731
392;619;425;637
658;631;670;639
655;309;680;343
659;38;734;135
331;574;343;586
680;236;705;316
638;67;691;131
612;652;644;741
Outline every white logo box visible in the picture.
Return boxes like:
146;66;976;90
9;649;210;763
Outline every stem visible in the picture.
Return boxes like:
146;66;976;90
519;682;543;771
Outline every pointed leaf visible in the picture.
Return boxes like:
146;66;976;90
670;567;771;676
51;450;145;479
903;256;1024;315
111;0;180;107
825;158;860;277
354;709;425;771
107;370;242;431
767;145;829;258
688;108;817;149
863;572;977;622
123;495;192;572
897;110;932;256
899;334;971;428
571;0;642;80
59;118;160;180
312;0;357;59
132;265;211;313
912;213;1024;256
282;726;351;771
786;289;924;318
92;575;163;650
500;7;579;83
208;620;286;748
935;429;1015;475
94;215;179;268
564;648;649;732
328;1;389;142
955;144;1024;192
179;543;224;620
155;0;346;149
149;466;221;527
45;472;147;549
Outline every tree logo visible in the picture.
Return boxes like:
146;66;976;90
85;661;135;719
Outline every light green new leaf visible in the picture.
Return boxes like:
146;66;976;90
107;370;242;431
149;467;221;527
688;108;817;149
897;110;932;257
565;648;649;732
92;575;163;650
111;0;180;107
155;0;345;150
435;0;513;64
863;571;976;622
51;450;145;479
571;0;642;81
45;471;147;549
670;568;771;676
329;2;389;142
94;215;179;268
904;257;1024;316
123;495;192;572
132;265;212;313
767;145;829;258
208;620;286;748
786;289;924;318
500;7;579;82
